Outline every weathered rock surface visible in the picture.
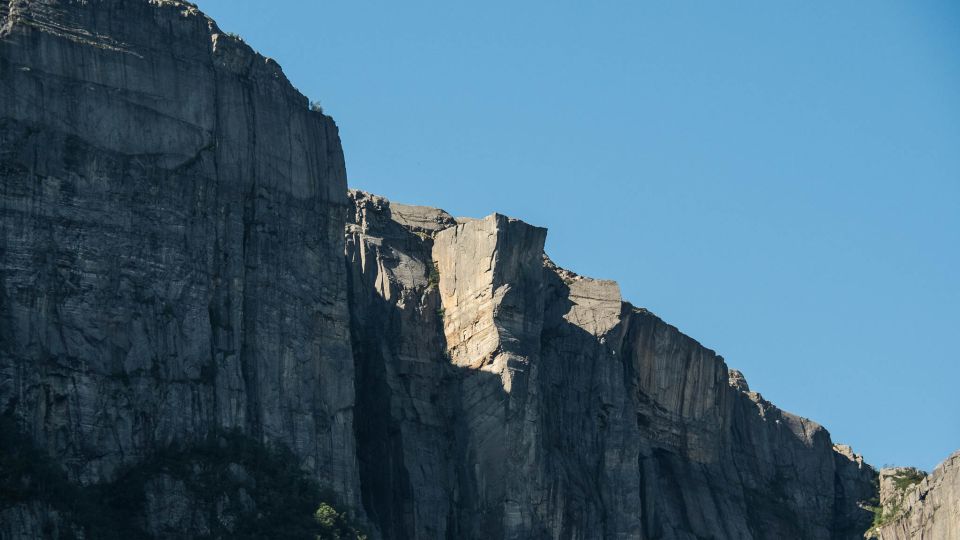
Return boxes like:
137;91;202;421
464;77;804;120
0;1;892;539
875;452;960;540
1;0;362;535
345;191;877;539
345;190;455;539
871;465;928;533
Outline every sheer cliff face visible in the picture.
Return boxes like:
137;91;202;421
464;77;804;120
0;2;886;539
346;192;876;540
0;0;360;522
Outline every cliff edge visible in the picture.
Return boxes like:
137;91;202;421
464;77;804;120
0;2;903;539
871;452;960;540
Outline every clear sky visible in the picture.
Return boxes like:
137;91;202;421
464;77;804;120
195;1;959;471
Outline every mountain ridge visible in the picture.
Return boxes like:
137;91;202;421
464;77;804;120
1;2;954;539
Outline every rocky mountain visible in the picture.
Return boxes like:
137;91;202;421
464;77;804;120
345;192;877;539
0;0;359;536
0;1;945;539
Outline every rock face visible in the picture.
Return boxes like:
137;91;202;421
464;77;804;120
346;191;878;539
345;191;455;539
0;0;361;535
1;1;888;539
874;453;960;540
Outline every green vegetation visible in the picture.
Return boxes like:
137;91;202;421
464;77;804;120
892;469;926;492
0;415;364;539
869;502;899;530
314;503;367;540
427;261;441;288
864;469;927;537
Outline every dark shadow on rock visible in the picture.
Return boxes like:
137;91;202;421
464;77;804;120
346;230;877;540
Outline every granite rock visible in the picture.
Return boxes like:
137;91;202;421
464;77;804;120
0;0;363;534
344;192;878;539
0;2;893;539
875;453;960;540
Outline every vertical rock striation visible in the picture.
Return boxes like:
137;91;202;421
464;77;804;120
0;0;362;534
345;190;456;540
874;452;960;540
344;193;877;539
432;214;547;538
0;2;897;539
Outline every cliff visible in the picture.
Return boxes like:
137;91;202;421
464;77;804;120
346;191;877;539
0;1;901;539
1;0;360;536
871;453;960;540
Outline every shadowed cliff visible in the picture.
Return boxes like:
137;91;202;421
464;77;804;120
0;1;902;539
345;191;877;539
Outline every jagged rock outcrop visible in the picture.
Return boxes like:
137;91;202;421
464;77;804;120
873;452;960;540
2;1;886;539
346;191;877;539
868;465;928;537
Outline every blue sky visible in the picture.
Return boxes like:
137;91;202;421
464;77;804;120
195;1;959;471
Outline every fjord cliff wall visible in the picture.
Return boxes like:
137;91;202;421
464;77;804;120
1;0;361;536
0;1;894;539
346;192;877;540
873;452;960;540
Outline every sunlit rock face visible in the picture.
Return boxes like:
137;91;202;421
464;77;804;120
346;191;877;540
874;452;960;540
0;1;885;539
433;213;547;393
